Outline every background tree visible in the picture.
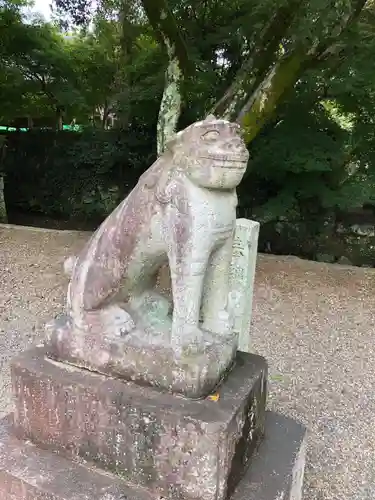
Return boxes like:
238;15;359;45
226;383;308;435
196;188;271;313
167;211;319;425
1;8;82;127
2;0;375;265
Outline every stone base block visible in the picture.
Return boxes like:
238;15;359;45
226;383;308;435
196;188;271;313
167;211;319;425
11;347;267;500
0;411;306;500
232;412;307;500
45;314;237;398
0;415;153;500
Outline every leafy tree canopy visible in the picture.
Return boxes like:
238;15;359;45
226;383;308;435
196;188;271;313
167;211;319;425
1;0;375;248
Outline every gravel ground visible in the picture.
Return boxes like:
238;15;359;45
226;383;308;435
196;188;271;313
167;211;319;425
1;224;374;499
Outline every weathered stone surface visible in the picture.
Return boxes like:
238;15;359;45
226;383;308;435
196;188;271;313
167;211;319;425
229;219;259;353
45;313;236;398
54;116;249;390
0;411;306;500
0;415;154;500
12;347;267;500
232;412;307;500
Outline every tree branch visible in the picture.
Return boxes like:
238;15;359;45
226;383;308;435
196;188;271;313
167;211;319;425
235;48;307;143
141;0;192;76
141;0;192;154
221;0;368;145
211;0;305;119
309;0;369;61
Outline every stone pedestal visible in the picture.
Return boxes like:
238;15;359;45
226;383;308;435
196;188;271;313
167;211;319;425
45;314;237;399
11;347;267;500
0;411;306;500
0;415;153;500
0;346;307;500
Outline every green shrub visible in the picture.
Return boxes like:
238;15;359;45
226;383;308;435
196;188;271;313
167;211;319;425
3;126;156;220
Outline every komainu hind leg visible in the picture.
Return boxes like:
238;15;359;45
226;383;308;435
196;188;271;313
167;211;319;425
72;304;136;337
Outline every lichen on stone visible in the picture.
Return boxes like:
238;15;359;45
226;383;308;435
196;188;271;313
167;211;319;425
157;40;183;156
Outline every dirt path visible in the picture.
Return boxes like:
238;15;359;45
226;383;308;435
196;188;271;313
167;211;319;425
0;224;374;500
0;225;88;416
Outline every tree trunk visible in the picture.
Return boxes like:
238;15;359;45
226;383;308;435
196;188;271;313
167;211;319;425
141;0;192;154
235;49;308;143
101;102;111;129
141;0;192;74
157;50;183;155
0;174;7;223
56;106;64;131
142;0;367;150
57;114;63;131
211;0;305;119
0;139;7;223
217;0;368;144
116;3;135;129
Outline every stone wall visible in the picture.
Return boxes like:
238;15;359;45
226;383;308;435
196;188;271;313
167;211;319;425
258;211;375;268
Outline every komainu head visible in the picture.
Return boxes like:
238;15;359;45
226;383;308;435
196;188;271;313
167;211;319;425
166;115;249;190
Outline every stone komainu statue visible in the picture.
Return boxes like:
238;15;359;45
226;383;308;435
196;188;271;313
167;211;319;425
62;115;249;355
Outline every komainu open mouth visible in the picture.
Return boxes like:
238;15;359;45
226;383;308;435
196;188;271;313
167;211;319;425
201;155;248;168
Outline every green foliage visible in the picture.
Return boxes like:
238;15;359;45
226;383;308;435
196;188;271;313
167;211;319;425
1;0;375;263
3;127;156;219
0;7;81;123
0;1;164;128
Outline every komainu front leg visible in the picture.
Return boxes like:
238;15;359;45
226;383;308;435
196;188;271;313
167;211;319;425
200;235;234;337
164;210;209;355
169;256;209;355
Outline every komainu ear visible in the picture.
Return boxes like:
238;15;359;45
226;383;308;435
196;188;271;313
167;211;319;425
165;135;178;152
205;114;217;121
165;128;185;153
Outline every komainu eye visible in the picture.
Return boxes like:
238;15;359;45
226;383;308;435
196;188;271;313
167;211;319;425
202;130;220;141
